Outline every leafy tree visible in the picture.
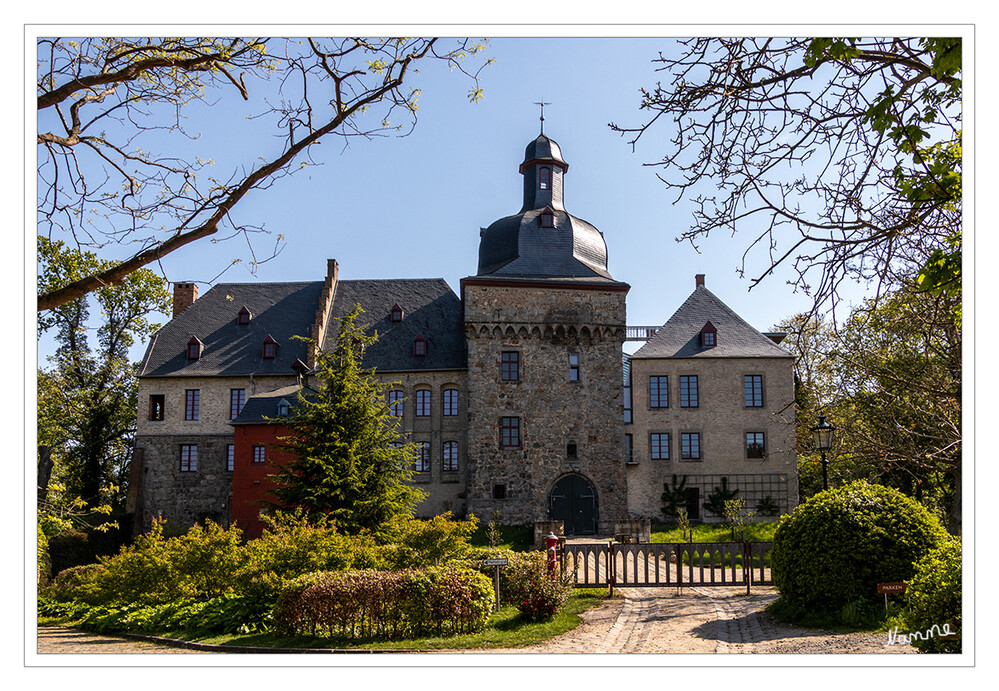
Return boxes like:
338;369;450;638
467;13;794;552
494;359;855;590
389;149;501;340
268;306;425;534
37;238;170;511
37;37;490;312
613;37;961;312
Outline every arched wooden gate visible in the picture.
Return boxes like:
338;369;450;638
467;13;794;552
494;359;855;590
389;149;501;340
548;474;597;536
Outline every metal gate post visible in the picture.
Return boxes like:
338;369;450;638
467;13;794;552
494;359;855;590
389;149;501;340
608;541;615;596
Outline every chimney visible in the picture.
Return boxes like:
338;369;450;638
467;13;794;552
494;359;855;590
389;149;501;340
173;282;198;318
695;274;705;288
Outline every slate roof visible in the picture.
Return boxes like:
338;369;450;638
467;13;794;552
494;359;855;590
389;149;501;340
230;384;312;425
138;282;324;377
326;278;467;372
632;286;792;360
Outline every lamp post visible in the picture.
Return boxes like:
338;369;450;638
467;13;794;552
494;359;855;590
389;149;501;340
811;415;836;491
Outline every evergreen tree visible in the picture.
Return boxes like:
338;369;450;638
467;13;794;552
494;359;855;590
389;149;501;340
269;306;425;534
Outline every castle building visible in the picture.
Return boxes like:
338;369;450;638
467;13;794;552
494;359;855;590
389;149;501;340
128;128;797;538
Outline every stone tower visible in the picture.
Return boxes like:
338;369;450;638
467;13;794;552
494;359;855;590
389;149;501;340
461;130;629;534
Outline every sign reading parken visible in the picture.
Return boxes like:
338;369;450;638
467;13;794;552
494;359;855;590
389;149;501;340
877;582;908;594
482;558;509;567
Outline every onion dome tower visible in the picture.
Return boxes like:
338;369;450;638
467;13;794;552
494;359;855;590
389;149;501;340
476;124;615;282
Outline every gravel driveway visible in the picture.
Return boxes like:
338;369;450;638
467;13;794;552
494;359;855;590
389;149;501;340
36;586;914;656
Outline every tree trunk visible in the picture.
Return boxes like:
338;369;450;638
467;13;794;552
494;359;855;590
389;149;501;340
37;445;53;504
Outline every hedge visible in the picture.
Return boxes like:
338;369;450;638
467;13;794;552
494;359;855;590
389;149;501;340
901;537;962;653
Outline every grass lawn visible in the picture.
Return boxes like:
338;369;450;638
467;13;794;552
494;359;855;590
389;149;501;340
651;521;778;544
469;523;534;551
52;589;612;652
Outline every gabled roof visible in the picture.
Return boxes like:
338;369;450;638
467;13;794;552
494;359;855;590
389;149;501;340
632;285;792;359
139;282;324;377
326;278;467;372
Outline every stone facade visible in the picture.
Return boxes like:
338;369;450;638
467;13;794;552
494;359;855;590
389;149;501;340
462;280;629;533
627;356;797;522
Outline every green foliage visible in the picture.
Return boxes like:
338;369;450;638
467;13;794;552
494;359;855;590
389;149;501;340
675;508;691;542
273;567;494;640
37;525;51;586
772;481;949;611
486;509;503;548
703;477;739;517
660;474;688;521
387;512;479;569
504;551;573;622
235;510;386;599
59;595;274;635
269;306;425;534
756;496;780;517
723;498;755;540
900;537;961;653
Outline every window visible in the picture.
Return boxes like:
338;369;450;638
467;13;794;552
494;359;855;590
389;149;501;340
415;389;431;417
180;444;198;472
625;434;634;464
539;166;551;190
745;375;764;407
237;306;251;325
500;417;521;448
413;334;427;357
493;484;507;500
566;441;578;459
186;337;202;360
277;399;290;417
149;394;165;421
252;445;266;464
651;433;671;461
230;389;246;419
680;432;701;460
501;351;520;382
700;321;717;347
569;353;580;381
442;388;458;416
443;441;459;472
390;303;404;322
540;208;554;227
649;376;669;408
185;390;200;421
262;336;278;359
746;432;767;459
679;375;699;408
226;444;235;472
389;389;404;417
415;441;431;472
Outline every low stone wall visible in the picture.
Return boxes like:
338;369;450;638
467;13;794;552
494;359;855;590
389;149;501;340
534;521;564;549
613;518;651;544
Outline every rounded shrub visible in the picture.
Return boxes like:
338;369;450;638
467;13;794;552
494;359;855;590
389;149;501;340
504;551;573;622
901;537;961;653
772;480;948;611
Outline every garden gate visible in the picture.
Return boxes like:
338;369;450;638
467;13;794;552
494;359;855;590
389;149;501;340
561;541;774;594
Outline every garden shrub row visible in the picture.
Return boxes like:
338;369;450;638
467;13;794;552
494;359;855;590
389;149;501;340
272;566;494;639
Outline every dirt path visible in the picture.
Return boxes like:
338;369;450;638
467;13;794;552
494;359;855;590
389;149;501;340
36;586;914;656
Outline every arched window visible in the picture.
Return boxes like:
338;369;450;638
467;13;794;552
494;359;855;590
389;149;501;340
415;389;431;417
539;166;551;190
442;388;458;416
540;208;554;228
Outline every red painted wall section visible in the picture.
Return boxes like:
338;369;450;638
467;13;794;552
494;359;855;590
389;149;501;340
231;423;295;539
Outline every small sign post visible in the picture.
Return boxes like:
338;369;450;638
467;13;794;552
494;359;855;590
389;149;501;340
482;558;509;611
877;582;908;611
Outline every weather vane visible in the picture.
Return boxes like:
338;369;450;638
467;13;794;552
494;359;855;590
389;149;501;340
534;100;551;134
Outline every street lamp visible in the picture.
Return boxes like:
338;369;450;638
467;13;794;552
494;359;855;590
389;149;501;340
811;415;836;491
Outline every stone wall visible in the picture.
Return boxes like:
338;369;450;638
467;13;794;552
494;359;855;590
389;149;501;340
462;281;628;532
626;355;797;521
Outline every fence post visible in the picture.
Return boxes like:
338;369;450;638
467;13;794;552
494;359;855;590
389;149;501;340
608;541;615;597
744;540;752;595
676;543;683;594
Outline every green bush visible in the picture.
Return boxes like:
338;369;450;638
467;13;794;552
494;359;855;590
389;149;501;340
67;595;274;635
901;537;961;653
772;480;948;611
504;551;573;622
273;566;493;640
387;512;479;569
234;510;387;599
37;524;51;586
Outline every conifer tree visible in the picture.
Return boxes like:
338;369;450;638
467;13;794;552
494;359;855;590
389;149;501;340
269;306;425;534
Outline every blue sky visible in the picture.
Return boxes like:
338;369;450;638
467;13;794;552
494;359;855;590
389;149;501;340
37;36;876;362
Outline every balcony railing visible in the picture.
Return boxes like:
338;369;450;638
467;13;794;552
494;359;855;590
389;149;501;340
625;325;661;341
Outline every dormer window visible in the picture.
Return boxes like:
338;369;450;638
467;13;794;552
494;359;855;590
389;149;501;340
186;336;203;360
540;207;554;228
277;399;290;417
390;303;404;322
700;321;717;348
262;335;278;359
539;166;551;190
413;334;427;357
237;306;251;325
